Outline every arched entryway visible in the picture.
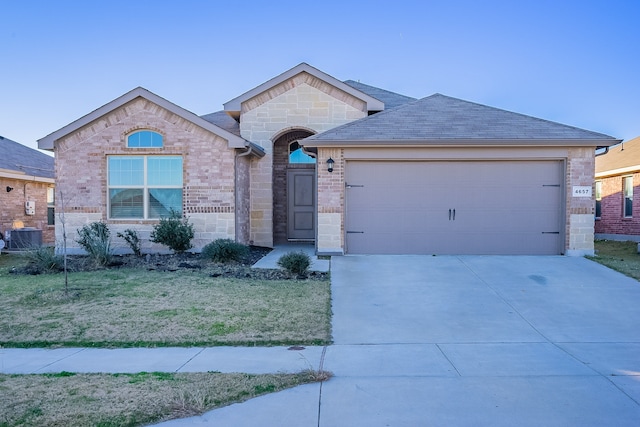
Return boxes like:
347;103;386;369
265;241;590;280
273;130;316;244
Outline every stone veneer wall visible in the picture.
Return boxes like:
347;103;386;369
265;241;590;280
238;72;366;247
565;147;596;256
54;98;237;254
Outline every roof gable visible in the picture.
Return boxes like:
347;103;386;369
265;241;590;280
0;136;54;179
223;63;384;115
304;93;620;146
38;87;249;150
595;136;640;175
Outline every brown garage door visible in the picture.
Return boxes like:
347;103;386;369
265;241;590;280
345;160;564;255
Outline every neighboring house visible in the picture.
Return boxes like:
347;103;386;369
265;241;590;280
38;63;619;256
595;136;640;240
0;135;55;246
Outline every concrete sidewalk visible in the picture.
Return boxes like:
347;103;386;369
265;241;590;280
0;346;326;375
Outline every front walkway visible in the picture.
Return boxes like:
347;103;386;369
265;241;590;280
251;243;330;272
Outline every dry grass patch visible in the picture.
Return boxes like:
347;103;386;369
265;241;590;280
589;240;640;281
0;370;323;426
0;262;331;347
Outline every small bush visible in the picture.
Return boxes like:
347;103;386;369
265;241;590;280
117;229;142;257
277;251;311;277
201;239;249;263
76;221;112;266
150;209;194;253
22;246;63;273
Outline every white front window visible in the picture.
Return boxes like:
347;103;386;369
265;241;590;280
108;156;183;219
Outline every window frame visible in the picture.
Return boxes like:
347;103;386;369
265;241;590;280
595;180;602;219
623;175;633;218
47;187;55;225
107;155;183;220
126;130;164;148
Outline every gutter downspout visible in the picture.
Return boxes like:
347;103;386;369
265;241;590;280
595;146;609;157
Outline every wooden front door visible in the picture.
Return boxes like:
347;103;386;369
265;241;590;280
287;169;316;240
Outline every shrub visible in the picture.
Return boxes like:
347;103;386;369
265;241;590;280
76;221;112;266
150;209;194;253
22;245;63;273
201;239;249;263
277;251;311;277
117;229;142;257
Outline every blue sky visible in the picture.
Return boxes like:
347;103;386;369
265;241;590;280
2;0;638;153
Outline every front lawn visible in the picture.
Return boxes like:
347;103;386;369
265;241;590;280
0;254;331;347
589;240;640;281
0;251;332;426
0;371;321;426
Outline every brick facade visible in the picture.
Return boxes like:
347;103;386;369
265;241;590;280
0;177;54;244
595;171;640;236
54;98;239;253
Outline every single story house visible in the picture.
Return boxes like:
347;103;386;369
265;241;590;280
0;135;55;247
38;63;619;256
595;136;640;241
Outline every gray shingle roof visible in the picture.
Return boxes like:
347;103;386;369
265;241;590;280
0;136;54;179
200;111;241;137
304;93;619;144
343;80;416;110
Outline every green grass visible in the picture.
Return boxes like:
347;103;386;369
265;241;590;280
0;252;332;425
0;371;322;426
589;240;640;280
0;254;331;348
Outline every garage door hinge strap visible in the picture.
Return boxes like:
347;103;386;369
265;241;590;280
542;231;560;234
542;184;561;187
346;231;364;234
345;183;364;188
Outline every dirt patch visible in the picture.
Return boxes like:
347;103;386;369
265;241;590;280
15;246;328;281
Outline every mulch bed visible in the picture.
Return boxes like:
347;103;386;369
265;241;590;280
14;246;328;280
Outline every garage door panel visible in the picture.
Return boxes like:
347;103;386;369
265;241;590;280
345;160;563;255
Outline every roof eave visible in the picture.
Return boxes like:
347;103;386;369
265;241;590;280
0;169;55;183
302;138;622;148
38;87;250;151
223;63;385;114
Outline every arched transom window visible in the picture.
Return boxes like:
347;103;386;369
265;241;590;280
289;141;316;164
127;130;163;148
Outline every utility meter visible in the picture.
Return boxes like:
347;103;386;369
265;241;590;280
25;201;35;216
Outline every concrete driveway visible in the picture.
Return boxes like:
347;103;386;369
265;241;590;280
159;255;640;426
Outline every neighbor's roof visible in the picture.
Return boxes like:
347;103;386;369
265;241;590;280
38;87;251;151
303;93;620;147
343;80;416;109
595;136;640;176
0;136;54;180
223;63;385;115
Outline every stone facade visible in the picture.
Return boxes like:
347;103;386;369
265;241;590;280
54;98;238;254
565;148;597;255
237;73;366;247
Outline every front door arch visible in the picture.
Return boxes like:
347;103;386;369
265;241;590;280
273;130;316;244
